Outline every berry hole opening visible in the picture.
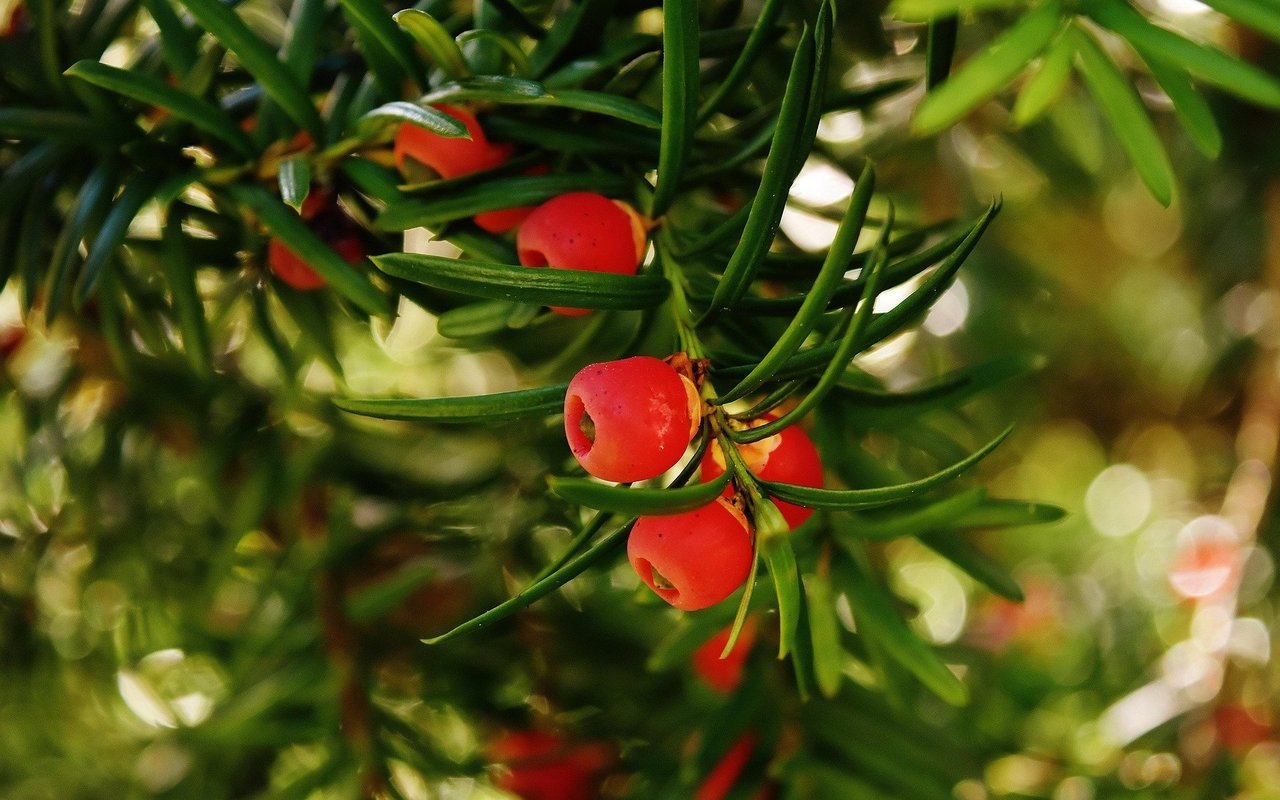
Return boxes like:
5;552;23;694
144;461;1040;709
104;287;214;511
634;558;680;604
565;393;594;457
578;410;596;444
519;247;548;268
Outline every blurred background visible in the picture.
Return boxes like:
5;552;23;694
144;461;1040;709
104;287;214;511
4;0;1280;798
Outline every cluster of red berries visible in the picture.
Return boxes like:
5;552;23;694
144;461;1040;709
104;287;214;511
563;356;825;612
393;104;648;307
269;104;647;317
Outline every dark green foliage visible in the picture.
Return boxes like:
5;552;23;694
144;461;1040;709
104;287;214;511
0;0;1275;797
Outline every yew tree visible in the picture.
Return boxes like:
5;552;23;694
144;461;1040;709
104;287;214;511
2;0;1279;797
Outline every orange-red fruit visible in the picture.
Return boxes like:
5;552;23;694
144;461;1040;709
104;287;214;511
267;191;364;291
391;104;535;233
474;165;551;233
474;204;531;234
394;104;511;181
701;415;823;529
696;733;757;800
692;619;757;693
628;498;753;611
1214;704;1272;753
565;356;700;482
517;192;647;316
489;730;611;800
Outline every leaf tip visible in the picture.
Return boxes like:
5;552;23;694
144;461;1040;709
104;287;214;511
943;679;970;707
1039;504;1069;523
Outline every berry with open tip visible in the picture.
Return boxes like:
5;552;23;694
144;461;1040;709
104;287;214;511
474;165;552;234
628;498;753;611
702;414;823;529
517;192;648;316
564;356;701;482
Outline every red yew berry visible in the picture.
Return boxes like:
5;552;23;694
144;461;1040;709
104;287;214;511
392;105;537;234
564;356;701;482
517;192;648;316
695;733;757;800
1214;704;1272;753
489;730;612;800
702;414;823;529
692;618;757;693
474;165;551;234
268;238;330;290
474;205;531;235
628;498;753;611
295;189;329;221
266;190;365;291
394;104;511;181
268;231;364;291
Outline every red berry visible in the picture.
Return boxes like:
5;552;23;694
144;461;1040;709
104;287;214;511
702;414;823;529
394;104;511;181
267;191;366;291
267;231;364;291
489;730;611;800
296;186;329;221
474;165;552;233
692;618;757;693
564;356;701;482
517;192;647;316
331;233;365;265
268;239;329;290
474;205;531;234
695;733;756;800
628;498;753;611
1214;704;1272;753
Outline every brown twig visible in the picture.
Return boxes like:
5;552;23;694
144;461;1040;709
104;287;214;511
301;487;387;798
